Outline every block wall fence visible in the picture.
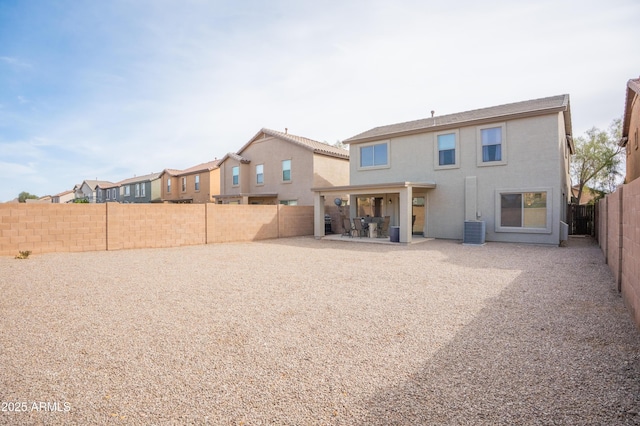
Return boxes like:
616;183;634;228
597;176;640;330
0;203;315;256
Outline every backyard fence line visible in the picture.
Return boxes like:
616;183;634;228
0;203;316;256
597;177;640;330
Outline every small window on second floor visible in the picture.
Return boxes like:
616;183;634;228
232;166;239;186
182;177;186;192
195;175;200;191
167;178;171;193
282;160;291;182
112;188;117;199
125;185;130;196
435;130;459;169
477;123;507;166
256;164;264;185
141;184;146;197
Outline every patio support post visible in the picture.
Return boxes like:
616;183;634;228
314;193;326;239
349;194;357;219
399;186;412;244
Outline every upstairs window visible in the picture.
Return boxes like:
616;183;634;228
482;127;501;162
435;130;459;169
141;184;146;197
167;178;171;193
282;160;291;182
477;123;507;166
359;142;388;168
112;188;117;199
232;166;239;186
125;185;130;196
256;164;264;184
195;175;200;191
182;177;186;192
135;183;140;197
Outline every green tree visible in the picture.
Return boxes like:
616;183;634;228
571;119;624;204
18;191;38;203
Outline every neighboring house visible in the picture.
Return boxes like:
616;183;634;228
571;185;604;205
95;182;121;203
313;94;574;245
160;160;221;203
76;180;114;202
620;76;640;183
216;128;349;205
25;196;52;204
52;190;75;203
119;172;162;203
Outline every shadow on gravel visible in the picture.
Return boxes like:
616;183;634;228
354;237;640;425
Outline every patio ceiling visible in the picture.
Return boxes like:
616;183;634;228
312;181;436;197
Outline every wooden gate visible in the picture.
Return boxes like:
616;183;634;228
567;204;595;235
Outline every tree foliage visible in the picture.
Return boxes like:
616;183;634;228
571;119;623;204
18;191;39;203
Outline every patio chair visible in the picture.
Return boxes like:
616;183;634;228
342;217;355;237
353;217;366;238
378;216;390;237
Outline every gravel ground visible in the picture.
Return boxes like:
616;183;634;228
0;236;639;425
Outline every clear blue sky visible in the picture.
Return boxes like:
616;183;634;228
1;0;639;201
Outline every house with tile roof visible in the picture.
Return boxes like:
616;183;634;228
160;160;221;203
118;172;162;203
620;76;640;183
215;128;349;206
313;94;574;245
95;182;121;203
52;189;75;203
76;180;115;203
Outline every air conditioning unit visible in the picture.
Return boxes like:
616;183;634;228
463;221;486;245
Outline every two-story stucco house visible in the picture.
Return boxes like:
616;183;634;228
119;172;162;203
95;182;120;203
160;160;221;203
313;95;574;245
620;77;640;183
215;128;349;206
76;180;114;203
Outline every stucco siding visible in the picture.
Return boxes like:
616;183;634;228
348;113;565;244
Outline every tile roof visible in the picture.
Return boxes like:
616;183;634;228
82;180;115;189
344;94;571;143
259;128;349;159
117;172;162;186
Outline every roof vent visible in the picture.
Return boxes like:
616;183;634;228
285;128;288;134
431;110;435;118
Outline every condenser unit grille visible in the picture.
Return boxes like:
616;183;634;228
463;221;486;245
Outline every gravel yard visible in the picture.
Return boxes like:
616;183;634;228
1;236;639;425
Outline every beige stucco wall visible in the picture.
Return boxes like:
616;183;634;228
162;170;220;203
348;113;568;244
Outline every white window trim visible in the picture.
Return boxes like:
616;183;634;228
357;140;390;171
141;183;146;197
477;123;507;167
135;183;140;198
494;187;553;234
434;130;460;170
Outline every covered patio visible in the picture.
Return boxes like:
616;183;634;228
312;182;436;244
